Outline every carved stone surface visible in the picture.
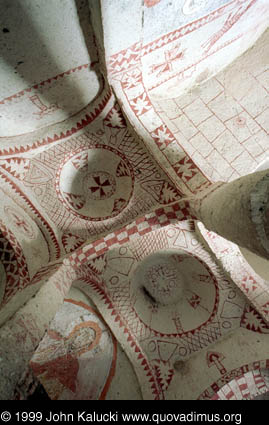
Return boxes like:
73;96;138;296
0;0;268;400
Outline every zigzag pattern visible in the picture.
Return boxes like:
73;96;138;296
0;170;61;260
118;71;211;193
0;89;111;157
147;34;243;91
109;1;231;75
200;225;269;323
108;42;141;74
0;158;30;180
79;275;161;399
30;262;62;286
0;64;91;105
141;8;224;58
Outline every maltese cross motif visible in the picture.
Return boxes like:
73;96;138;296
86;172;116;200
59;146;134;220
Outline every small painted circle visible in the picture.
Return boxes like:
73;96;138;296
119;246;128;256
34;187;43;196
228;290;237;299
222;321;232;329
109;276;119;285
4;205;36;239
148;340;156;352
178;346;187;356
166;228;177;238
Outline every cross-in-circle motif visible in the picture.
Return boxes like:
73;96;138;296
85;171;116;201
57;145;134;221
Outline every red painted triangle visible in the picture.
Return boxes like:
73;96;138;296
81;119;88;126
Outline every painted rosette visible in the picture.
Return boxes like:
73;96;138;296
56;145;135;221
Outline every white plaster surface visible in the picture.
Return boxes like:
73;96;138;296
0;0;268;401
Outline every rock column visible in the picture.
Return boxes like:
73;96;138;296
189;171;269;260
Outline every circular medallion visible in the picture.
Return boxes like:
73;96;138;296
56;145;134;221
130;249;218;336
4;205;36;239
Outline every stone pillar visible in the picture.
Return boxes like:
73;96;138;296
189;170;269;260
